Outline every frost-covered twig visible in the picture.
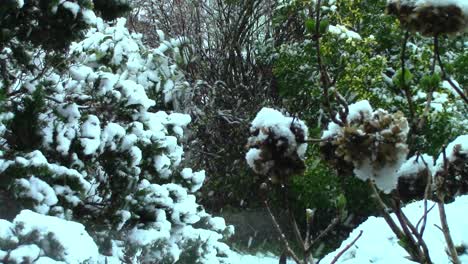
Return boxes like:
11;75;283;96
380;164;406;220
335;92;349;124
329;230;363;264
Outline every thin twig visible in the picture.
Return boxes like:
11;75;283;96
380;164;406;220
392;200;425;262
369;181;431;262
283;186;305;248
416;203;436;233
335;91;349;124
304;209;315;251
305;216;339;255
434;224;443;232
417;36;440;130
436;147;461;264
434;36;468;104
329;230;363;264
313;0;343;127
396;201;432;264
369;181;405;239
437;202;460;264
419;154;432;237
264;200;302;264
400;30;416;120
431;36;438;74
304;138;328;143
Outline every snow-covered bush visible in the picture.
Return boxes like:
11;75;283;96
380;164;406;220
0;17;234;263
246;108;308;184
320;100;409;193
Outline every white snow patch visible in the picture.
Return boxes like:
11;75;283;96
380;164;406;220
80;115;101;155
397;154;434;178
328;25;362;40
321;195;468;264
61;1;80;18
13;210;99;263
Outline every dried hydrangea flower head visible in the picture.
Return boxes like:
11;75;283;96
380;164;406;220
320;100;409;193
245;108;308;184
434;135;468;201
396;154;434;202
386;0;468;36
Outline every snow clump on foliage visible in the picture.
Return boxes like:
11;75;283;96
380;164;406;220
0;210;98;263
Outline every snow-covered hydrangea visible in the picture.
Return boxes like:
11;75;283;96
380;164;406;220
433;134;468;200
396;154;434;202
320;100;409;193
387;0;468;36
246;108;308;184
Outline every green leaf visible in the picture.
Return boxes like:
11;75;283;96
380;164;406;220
419;75;432;90
393;69;413;88
305;19;316;33
336;193;347;211
397;237;409;250
430;73;441;87
0;88;5;101
319;19;330;34
419;73;441;91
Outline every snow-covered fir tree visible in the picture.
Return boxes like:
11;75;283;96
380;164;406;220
0;9;234;264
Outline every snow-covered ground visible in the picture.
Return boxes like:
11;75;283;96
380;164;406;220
234;195;468;264
321;195;468;264
2;195;468;263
